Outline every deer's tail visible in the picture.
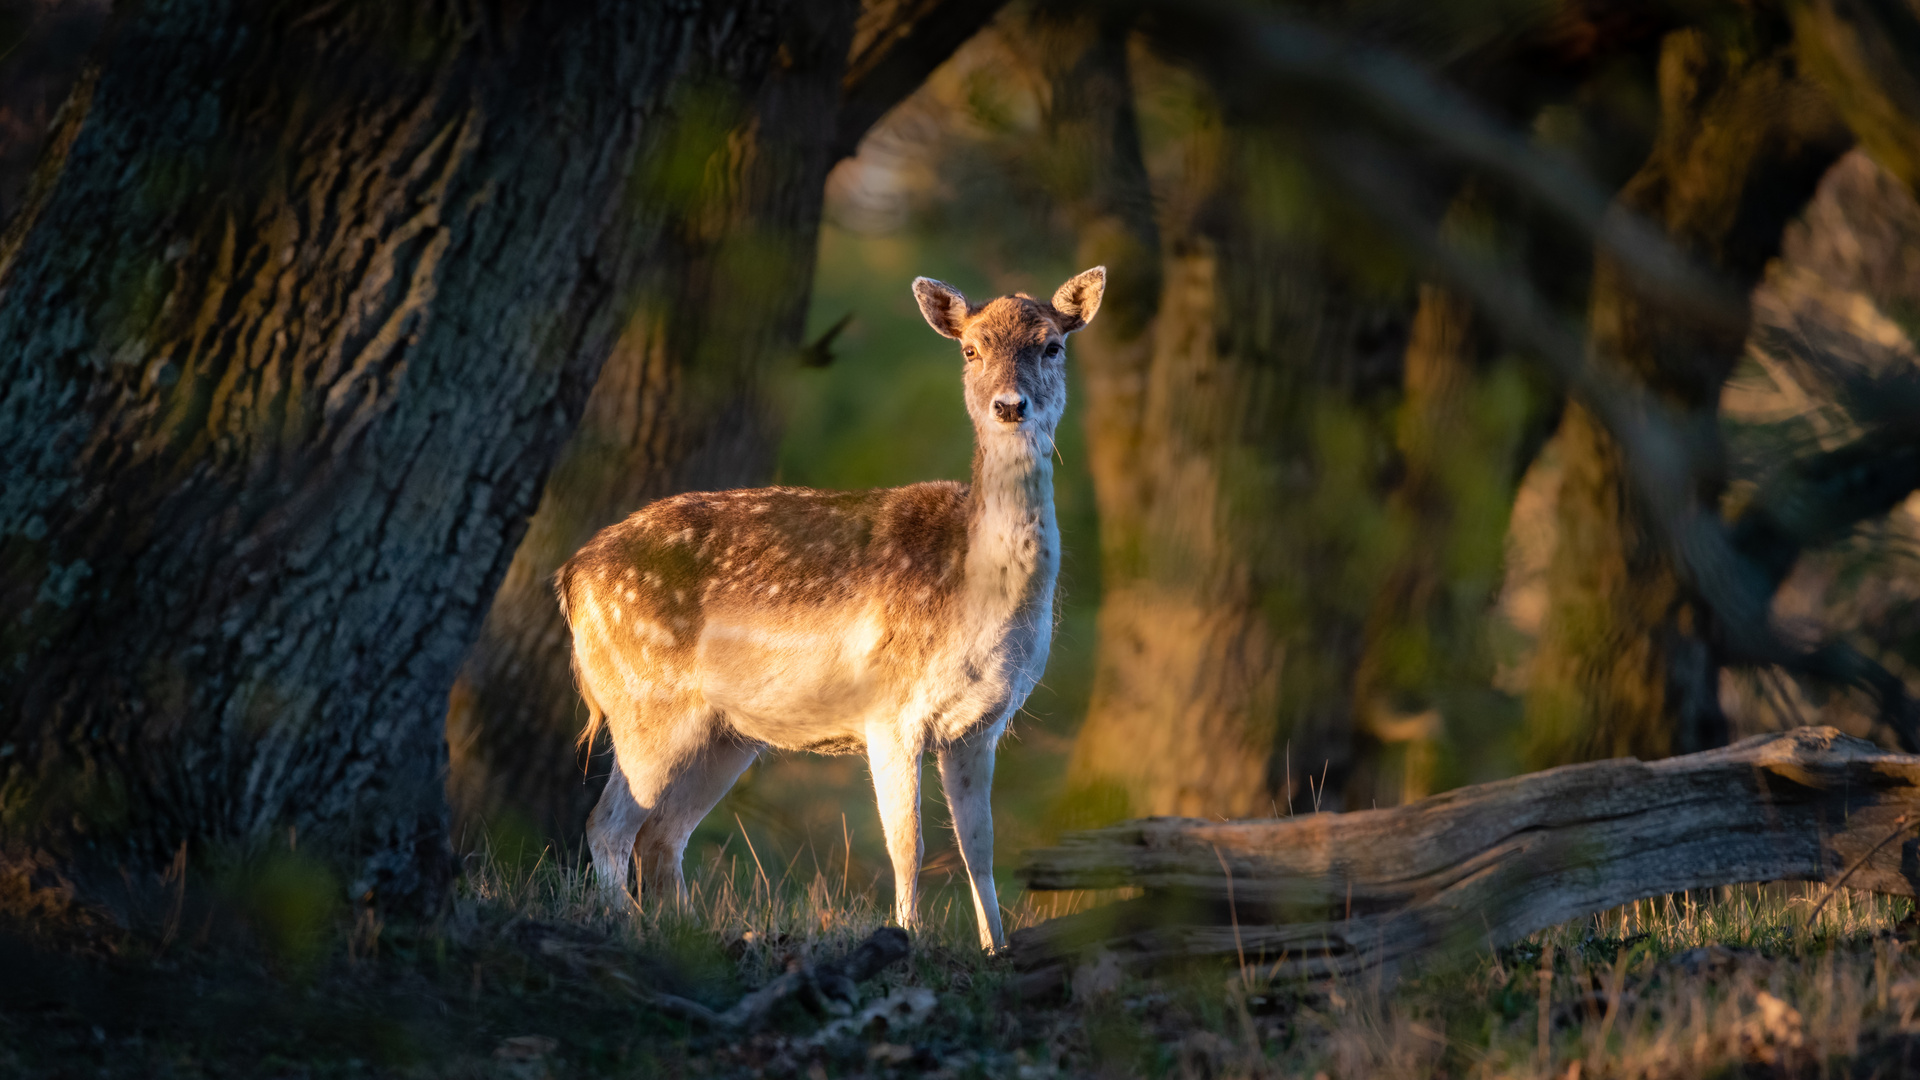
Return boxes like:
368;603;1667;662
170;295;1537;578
553;560;575;623
573;652;607;751
554;561;606;752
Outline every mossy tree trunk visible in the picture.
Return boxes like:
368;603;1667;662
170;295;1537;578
1049;17;1412;821
1348;272;1544;804
1525;26;1850;766
444;0;1003;846
0;0;858;910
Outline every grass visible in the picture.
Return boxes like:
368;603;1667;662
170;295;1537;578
7;838;1920;1078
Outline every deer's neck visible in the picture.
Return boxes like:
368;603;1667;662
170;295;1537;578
964;431;1058;623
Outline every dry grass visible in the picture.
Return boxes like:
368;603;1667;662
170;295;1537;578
455;834;1920;1078
9;835;1920;1078
1225;884;1920;1080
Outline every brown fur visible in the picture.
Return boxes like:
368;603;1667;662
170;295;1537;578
554;267;1106;951
559;481;972;751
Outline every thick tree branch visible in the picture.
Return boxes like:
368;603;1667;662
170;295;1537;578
833;0;1005;159
1792;0;1920;190
1140;0;1748;336
1731;420;1920;586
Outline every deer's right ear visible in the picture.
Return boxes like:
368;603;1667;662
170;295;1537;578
913;277;970;339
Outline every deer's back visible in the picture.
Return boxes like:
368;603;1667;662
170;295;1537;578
559;482;983;750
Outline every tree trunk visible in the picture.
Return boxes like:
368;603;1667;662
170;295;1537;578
1051;24;1410;821
443;10;842;847
0;0;856;911
445;0;1003;846
0;0;107;226
1348;269;1539;804
1525;26;1850;767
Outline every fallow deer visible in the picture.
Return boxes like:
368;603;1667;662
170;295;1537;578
556;267;1104;951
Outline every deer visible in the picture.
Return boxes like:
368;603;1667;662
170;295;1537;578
555;267;1104;952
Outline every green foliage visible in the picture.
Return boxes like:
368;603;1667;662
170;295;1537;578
231;851;342;976
627;84;749;223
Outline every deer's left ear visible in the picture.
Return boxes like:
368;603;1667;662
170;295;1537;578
1051;266;1106;333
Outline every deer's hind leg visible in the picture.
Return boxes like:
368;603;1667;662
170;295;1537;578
588;764;649;904
587;691;706;904
590;698;757;907
631;729;759;902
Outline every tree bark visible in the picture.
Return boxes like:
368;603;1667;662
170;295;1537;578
1525;26;1850;767
1051;20;1411;821
1791;0;1920;192
445;0;1004;845
0;0;107;226
1015;726;1920;981
0;0;854;910
1349;271;1536;804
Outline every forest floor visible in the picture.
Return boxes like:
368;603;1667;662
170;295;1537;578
6;843;1920;1079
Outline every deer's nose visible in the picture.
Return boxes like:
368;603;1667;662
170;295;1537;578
992;393;1027;423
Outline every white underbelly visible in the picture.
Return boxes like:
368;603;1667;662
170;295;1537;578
694;609;886;747
693;600;1053;751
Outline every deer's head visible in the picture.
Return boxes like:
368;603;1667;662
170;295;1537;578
912;267;1105;443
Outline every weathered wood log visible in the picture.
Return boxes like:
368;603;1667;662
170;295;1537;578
1011;728;1920;982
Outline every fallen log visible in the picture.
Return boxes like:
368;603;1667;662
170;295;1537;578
1010;728;1920;983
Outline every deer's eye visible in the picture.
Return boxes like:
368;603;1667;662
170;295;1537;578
963;345;977;360
1044;342;1063;358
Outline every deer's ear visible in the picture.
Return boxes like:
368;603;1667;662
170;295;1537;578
913;277;970;339
1051;266;1105;333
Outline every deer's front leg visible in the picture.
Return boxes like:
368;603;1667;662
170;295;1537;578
938;721;1007;952
867;725;925;931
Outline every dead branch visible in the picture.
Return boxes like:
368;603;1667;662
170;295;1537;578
1011;728;1920;984
645;926;912;1030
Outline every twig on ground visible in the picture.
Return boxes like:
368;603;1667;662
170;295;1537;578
645;925;913;1030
